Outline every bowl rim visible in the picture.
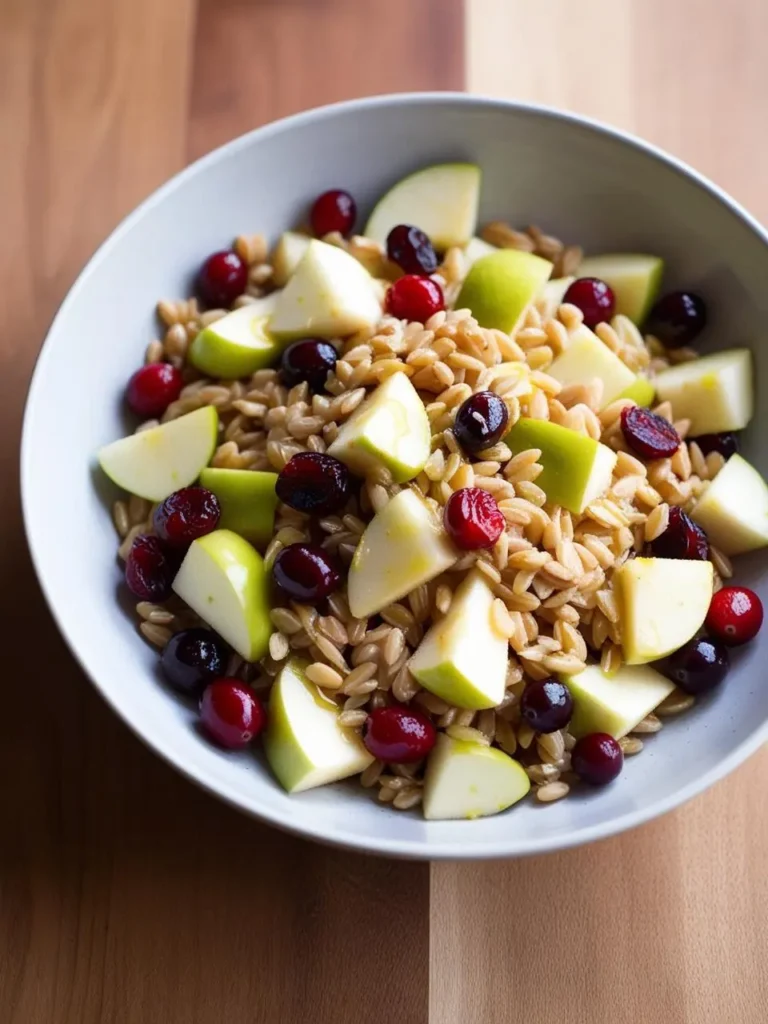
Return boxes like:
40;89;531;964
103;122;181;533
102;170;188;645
21;91;768;860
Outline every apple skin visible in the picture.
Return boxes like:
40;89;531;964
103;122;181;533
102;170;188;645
423;734;530;821
690;453;768;555
198;467;278;548
618;376;655;407
456;249;553;333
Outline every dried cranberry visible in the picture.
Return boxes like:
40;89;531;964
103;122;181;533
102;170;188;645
572;733;623;786
444;488;505;551
706;586;763;646
563;277;615;328
310;189;356;237
197;250;248;308
646;291;706;348
385;275;444;323
649;506;709;560
694;432;739;459
520;678;574;734
200;679;266;749
126;363;183;418
153;487;221;547
161;628;227;697
663;636;729;695
272;543;341;602
453;391;509;455
386;224;438;275
276;453;350;516
125;534;176;602
280;339;337;393
363;706;436;763
620;405;681;459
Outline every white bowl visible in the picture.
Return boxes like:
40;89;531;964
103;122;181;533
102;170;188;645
22;94;768;859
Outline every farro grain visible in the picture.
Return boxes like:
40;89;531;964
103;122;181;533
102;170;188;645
446;724;490;746
536;781;570;803
632;713;663;734
656;690;696;716
139;622;172;648
305;663;344;690
619;736;644;756
268;632;290;661
339;710;368;729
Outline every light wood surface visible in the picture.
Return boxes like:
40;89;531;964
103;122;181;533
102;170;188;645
430;4;768;1023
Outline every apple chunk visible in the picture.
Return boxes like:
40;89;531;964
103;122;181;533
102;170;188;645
654;348;753;436
271;231;311;287
172;529;271;662
463;236;497;269
347;489;457;619
456;249;553;334
577;253;664;323
505;418;617;514
98;405;218;502
269;240;381;340
198;467;278;548
409;571;508;710
189;298;281;379
615;557;713;665
423;735;530;821
537;276;575;319
548;323;638;409
690;454;768;555
327;372;430;483
563;663;675;739
264;658;373;793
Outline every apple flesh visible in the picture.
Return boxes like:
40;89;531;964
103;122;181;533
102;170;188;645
269;240;381;340
188;296;281;379
615;557;713;665
347;489;457;619
456;249;553;333
690;453;768;555
563;663;675;739
264;658;373;793
577;253;664;323
409;571;508;710
548;323;638;409
98;405;218;502
653;348;753;436
423;734;530;821
327;371;430;483
198;467;278;548
364;163;481;250
172;528;271;662
537;276;575;319
505;418;617;514
271;231;311;287
463;236;497;269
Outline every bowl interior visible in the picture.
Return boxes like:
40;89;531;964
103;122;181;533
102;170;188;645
22;95;768;858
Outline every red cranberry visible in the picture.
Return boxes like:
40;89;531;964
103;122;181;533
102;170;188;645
694;432;739;459
363;706;436;763
126;363;183;418
161;628;227;696
280;339;337;393
649;506;709;560
125;534;176;601
200;679;266;749
197;250;248;308
276;453;350;516
444;488;505;551
386;224;438;275
310;189;356;237
563;277;615;328
153;487;221;547
572;733;623;786
663;636;729;695
272;543;341;602
706;586;763;646
385;275;444;323
646;291;707;348
453;391;509;454
520;678;574;734
620;405;681;459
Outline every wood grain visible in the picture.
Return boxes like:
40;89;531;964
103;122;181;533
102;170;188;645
431;3;768;1022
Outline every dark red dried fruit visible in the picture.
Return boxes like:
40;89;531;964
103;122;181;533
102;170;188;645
276;452;350;515
125;534;176;602
200;679;266;749
663;636;729;695
563;277;615;328
126;363;183;418
386;224;438;275
153;487;221;547
572;733;623;786
453;391;509;455
363;706;436;763
693;432;739;459
280;339;337;393
272;543;341;602
197;250;248;308
161;628;227;697
444;488;505;551
620;405;681;459
706;586;763;646
520;678;574;734
385;275;444;323
310;189;356;237
646;291;706;348
649;506;709;560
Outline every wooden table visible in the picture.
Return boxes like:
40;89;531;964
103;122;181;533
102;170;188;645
1;2;766;1021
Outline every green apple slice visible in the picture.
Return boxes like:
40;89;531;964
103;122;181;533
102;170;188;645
463;236;497;268
423;734;530;821
537;276;575;319
617;376;655;407
548;323;638;409
577;254;664;323
98;405;218;502
505;418;617;514
327;372;430;483
690;454;768;555
653;348;753;436
264;658;373;793
347;489;457;619
198;467;278;548
563;663;675;739
409;571;507;710
615;557;713;665
269;240;381;340
456;249;553;333
172;529;271;662
364;163;481;249
189;297;281;379
271;231;311;287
